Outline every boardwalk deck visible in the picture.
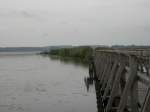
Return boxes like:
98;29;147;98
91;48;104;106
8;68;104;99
90;49;150;112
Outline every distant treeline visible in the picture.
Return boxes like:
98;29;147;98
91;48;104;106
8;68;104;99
112;45;150;50
48;45;150;60
0;46;73;52
49;46;93;62
0;47;49;52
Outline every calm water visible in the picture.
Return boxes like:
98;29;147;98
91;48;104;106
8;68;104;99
0;54;97;112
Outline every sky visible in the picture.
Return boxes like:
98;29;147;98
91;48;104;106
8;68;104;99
0;0;150;47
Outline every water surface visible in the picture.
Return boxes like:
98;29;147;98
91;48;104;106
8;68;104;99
0;54;97;112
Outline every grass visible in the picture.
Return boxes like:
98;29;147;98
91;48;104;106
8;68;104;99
49;46;93;62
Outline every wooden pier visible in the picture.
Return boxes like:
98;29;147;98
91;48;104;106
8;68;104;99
89;49;150;112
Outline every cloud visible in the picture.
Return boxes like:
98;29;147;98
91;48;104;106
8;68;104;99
20;11;35;17
0;9;43;21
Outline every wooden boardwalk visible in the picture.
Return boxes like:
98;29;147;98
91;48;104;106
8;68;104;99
89;49;150;112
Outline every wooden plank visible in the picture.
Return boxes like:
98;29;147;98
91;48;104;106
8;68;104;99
95;55;102;79
95;80;104;112
138;73;150;86
100;56;110;84
141;86;150;112
97;57;104;80
120;69;127;93
103;61;118;100
96;54;103;80
117;56;138;112
94;50;150;112
101;59;112;92
130;78;139;112
99;55;106;80
106;63;125;112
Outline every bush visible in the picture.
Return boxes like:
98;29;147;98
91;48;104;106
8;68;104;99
49;46;93;62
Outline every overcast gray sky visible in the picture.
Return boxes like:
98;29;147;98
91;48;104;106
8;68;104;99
0;0;150;47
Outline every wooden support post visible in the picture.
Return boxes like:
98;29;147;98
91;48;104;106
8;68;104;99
94;50;150;112
117;56;138;112
120;69;127;94
99;55;107;81
103;61;118;100
100;56;110;85
101;59;112;92
95;55;102;79
106;63;125;112
130;78;139;112
97;59;104;81
141;86;150;112
95;80;104;112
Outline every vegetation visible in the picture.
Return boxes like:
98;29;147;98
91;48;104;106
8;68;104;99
48;55;89;67
49;46;93;62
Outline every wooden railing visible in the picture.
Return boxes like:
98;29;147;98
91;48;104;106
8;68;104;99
90;50;150;112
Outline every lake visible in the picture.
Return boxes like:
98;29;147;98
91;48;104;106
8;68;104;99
0;53;97;112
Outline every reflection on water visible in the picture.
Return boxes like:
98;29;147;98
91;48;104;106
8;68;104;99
84;70;104;112
84;70;95;92
47;55;89;67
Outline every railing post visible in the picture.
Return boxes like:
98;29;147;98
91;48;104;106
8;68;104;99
141;86;150;112
117;55;138;112
103;61;118;100
106;62;125;112
93;50;150;112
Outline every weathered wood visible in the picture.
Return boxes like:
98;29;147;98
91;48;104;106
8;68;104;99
100;56;111;86
120;69;127;93
95;55;101;79
138;73;150;86
101;59;112;92
130;77;139;112
95;79;104;112
103;61;118;100
99;55;107;80
106;63;125;112
92;50;150;112
117;56;138;112
96;54;104;79
141;86;150;112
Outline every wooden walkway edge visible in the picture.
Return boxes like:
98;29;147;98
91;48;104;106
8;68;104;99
89;50;150;112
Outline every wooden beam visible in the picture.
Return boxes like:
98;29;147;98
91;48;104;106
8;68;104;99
106;63;125;112
137;73;150;86
103;61;118;99
117;56;138;112
141;86;150;112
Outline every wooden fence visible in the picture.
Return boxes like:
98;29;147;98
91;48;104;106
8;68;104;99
90;50;150;112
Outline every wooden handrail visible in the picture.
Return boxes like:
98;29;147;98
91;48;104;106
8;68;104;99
91;50;150;112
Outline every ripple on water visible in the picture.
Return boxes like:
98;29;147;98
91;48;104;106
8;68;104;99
0;104;24;111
